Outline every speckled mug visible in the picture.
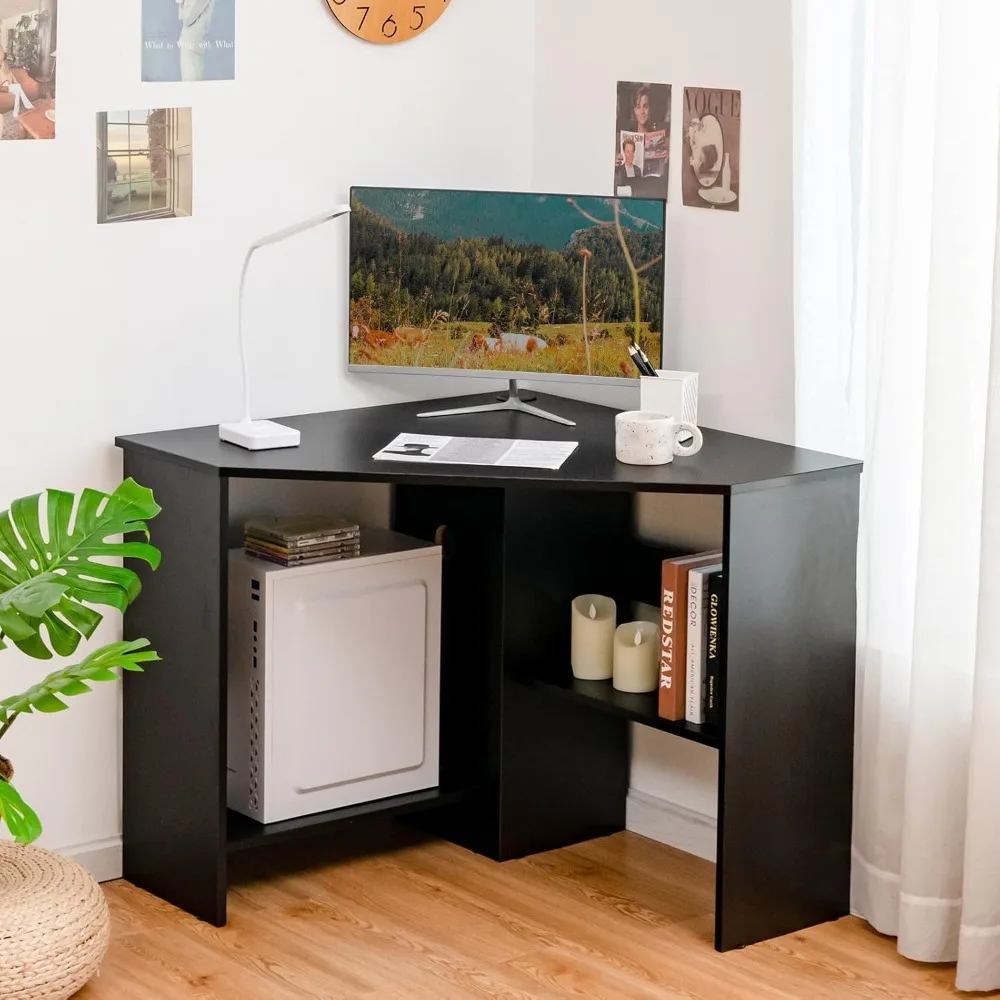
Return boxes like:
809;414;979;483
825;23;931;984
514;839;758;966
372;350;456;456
615;411;704;465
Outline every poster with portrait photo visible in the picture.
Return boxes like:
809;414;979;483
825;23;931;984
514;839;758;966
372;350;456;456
614;81;671;200
682;87;741;211
0;0;57;142
142;0;235;82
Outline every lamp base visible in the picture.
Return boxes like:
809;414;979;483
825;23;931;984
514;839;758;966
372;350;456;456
219;420;301;451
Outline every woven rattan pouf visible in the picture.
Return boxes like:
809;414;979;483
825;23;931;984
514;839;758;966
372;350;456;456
0;842;110;999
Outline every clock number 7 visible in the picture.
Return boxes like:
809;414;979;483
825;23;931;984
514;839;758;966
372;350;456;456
357;5;370;29
411;5;425;29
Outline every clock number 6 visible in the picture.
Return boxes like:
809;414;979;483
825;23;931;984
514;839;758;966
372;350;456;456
381;14;398;36
411;5;425;29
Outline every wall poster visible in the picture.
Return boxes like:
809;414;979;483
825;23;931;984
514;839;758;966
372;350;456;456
142;0;235;82
97;109;194;225
0;0;57;141
682;87;741;211
614;81;671;200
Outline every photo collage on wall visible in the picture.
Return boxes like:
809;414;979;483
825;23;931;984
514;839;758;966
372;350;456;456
0;0;236;225
613;80;742;211
91;0;237;224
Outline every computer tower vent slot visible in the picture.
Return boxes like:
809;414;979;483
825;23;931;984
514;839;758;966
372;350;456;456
248;675;260;810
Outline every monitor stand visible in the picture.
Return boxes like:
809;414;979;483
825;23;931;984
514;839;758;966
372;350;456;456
417;380;576;428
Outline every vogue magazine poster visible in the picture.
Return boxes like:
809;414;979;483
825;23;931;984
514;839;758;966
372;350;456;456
614;81;670;200
682;87;741;211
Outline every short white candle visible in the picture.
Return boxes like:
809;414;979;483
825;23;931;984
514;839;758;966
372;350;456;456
571;595;617;680
613;621;660;693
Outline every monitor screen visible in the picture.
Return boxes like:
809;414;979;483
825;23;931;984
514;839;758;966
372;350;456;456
348;186;666;383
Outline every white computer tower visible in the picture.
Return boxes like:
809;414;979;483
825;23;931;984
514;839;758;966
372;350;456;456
227;529;441;824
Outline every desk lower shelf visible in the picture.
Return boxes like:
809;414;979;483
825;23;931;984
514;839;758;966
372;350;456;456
227;787;469;853
534;676;720;749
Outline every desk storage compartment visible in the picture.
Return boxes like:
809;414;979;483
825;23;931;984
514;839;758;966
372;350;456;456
227;530;441;824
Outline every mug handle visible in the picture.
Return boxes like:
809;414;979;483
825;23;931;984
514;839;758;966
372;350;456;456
674;422;704;457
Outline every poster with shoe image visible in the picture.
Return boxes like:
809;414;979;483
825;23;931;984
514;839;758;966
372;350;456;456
0;0;57;141
142;0;235;82
682;87;741;211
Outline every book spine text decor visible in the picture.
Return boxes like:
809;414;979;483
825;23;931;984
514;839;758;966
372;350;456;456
705;569;725;727
658;561;682;720
658;552;721;723
686;562;722;724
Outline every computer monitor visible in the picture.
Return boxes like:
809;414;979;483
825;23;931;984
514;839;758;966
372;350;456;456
348;186;666;425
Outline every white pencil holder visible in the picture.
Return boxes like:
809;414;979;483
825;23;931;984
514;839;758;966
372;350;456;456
639;371;699;426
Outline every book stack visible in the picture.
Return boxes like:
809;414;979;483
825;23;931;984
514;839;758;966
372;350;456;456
658;551;725;727
244;514;361;567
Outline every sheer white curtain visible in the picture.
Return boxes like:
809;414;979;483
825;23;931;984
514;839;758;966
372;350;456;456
793;0;1000;991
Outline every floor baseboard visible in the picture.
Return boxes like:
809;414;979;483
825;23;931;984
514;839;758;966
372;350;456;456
625;790;717;862
59;837;122;883
55;799;710;885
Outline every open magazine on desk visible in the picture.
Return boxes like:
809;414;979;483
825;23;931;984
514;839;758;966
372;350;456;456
373;434;579;471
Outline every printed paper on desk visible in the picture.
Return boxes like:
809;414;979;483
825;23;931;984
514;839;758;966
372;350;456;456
373;434;579;471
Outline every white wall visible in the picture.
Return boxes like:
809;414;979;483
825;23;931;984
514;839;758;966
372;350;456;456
2;0;535;873
532;0;795;845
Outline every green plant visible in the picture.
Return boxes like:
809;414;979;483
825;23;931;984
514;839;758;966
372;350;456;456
0;479;161;844
8;12;48;76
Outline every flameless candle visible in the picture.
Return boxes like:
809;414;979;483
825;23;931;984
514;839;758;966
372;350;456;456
613;621;660;693
571;595;617;680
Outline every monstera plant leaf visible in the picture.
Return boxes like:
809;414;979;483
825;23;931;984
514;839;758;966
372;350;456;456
0;479;161;659
0;779;42;844
0;574;69;651
0;639;159;724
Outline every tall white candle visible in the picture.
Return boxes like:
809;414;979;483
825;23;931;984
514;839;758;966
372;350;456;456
613;621;660;693
571;595;617;680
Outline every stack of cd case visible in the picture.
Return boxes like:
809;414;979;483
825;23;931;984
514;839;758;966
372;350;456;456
243;515;362;567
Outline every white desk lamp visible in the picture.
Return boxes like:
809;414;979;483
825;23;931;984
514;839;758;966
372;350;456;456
219;204;352;450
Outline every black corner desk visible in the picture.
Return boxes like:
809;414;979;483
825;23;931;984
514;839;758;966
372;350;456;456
116;391;862;952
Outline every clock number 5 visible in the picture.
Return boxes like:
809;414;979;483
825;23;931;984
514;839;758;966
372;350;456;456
382;13;398;37
411;5;425;29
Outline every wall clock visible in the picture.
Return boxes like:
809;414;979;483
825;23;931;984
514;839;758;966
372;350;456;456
326;0;451;44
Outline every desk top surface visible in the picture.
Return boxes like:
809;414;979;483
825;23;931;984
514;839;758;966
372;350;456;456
116;392;861;494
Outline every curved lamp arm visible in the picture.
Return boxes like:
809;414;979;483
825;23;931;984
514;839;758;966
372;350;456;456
235;205;352;424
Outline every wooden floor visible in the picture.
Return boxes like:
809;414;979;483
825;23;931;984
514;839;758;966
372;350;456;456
81;828;977;999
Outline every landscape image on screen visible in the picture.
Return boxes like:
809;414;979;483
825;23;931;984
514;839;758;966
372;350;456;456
349;188;666;379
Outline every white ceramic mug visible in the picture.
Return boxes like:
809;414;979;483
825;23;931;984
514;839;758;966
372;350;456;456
615;411;704;466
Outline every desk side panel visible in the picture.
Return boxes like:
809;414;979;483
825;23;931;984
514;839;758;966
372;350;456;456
122;452;228;925
717;471;859;950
